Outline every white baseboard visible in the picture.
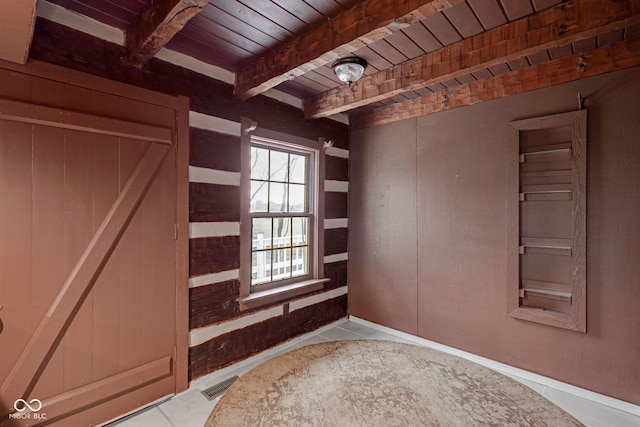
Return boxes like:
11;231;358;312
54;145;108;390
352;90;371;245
349;316;640;418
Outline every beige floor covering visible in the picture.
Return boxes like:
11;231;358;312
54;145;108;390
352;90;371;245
206;340;583;426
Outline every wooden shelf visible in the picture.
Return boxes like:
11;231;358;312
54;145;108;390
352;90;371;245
521;183;572;193
520;169;571;179
519;147;571;163
519;246;571;256
519;237;572;256
519;183;572;201
520;142;572;154
519;287;572;302
519;279;572;303
520;192;572;201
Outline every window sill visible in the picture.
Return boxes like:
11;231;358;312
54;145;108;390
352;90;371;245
239;278;329;311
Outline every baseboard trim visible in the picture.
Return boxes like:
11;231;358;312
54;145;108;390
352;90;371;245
349;316;640;418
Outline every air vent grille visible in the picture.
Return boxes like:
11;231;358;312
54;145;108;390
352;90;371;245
200;376;239;401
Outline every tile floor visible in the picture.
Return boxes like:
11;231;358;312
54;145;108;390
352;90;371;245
106;319;640;427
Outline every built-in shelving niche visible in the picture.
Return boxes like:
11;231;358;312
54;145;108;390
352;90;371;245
507;110;587;332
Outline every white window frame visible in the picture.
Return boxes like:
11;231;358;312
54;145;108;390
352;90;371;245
239;118;328;309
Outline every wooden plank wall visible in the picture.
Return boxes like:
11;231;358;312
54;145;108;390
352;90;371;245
29;18;350;380
349;65;640;406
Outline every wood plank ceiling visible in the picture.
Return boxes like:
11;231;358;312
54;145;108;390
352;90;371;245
38;0;640;126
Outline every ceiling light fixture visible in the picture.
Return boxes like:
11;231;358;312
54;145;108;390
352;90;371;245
332;57;367;86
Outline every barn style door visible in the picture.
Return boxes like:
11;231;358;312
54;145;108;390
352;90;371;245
0;62;188;426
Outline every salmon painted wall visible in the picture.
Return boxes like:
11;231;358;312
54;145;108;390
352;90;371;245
350;66;640;405
28;18;349;381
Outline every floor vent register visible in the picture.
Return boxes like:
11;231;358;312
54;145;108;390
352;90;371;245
201;376;240;401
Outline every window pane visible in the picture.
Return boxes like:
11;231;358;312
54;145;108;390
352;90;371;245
252;218;272;250
269;182;287;212
272;248;292;282
273;217;291;247
252;250;271;285
270;150;289;182
250;180;268;212
290;154;306;184
289;184;306;212
292;217;308;246
251;147;269;180
292;247;308;278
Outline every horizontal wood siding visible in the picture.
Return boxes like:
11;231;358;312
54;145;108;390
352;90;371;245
190;128;240;172
325;155;349;181
325;192;348;219
189;183;240;222
30;16;350;382
324;228;349;255
189;295;347;380
323;260;348;291
189;280;239;329
189;236;241;276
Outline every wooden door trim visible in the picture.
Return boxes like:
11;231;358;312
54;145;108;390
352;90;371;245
0;141;171;404
174;96;190;392
0;98;172;143
0;59;181;109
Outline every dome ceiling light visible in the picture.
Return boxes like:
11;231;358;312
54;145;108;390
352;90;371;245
332;57;368;86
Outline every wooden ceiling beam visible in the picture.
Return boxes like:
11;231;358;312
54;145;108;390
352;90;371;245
0;0;37;64
305;0;640;119
233;0;465;100
126;0;209;66
350;37;640;130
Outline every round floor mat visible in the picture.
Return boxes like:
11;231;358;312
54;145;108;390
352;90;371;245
206;340;582;427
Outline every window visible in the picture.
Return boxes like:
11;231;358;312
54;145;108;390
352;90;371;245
250;144;310;287
507;110;587;332
239;119;328;309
